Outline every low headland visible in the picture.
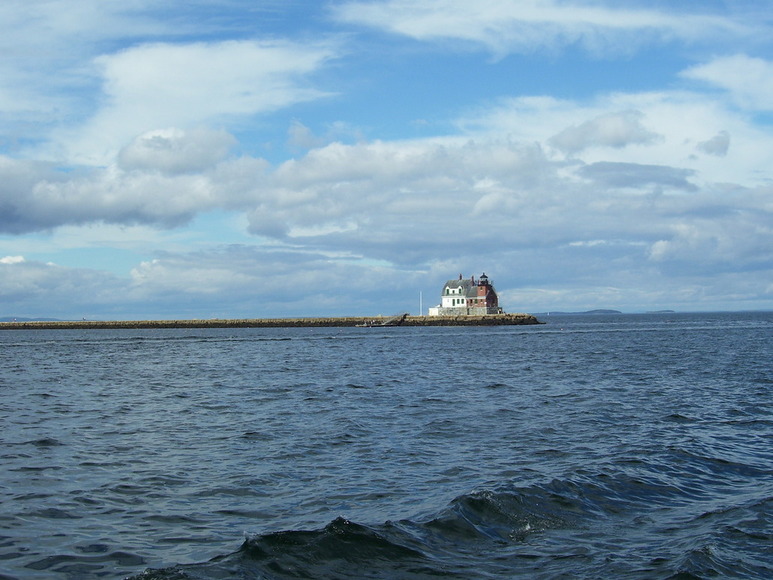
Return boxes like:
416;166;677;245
0;313;541;330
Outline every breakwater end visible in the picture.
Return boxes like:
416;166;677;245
0;313;541;330
403;314;541;326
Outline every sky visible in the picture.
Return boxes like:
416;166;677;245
1;0;772;319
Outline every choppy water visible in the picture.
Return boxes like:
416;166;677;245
1;312;771;579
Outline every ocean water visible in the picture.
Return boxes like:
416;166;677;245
1;312;771;579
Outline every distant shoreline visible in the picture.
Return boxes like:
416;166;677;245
0;313;542;330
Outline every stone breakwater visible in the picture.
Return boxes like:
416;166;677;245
0;314;541;330
403;314;541;326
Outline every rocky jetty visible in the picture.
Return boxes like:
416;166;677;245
403;314;541;326
0;313;541;330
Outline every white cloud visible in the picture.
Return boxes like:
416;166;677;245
118;128;237;175
0;257;123;313
52;39;338;164
4;93;771;286
0;129;272;234
123;245;423;318
333;0;748;56
245;137;564;251
229;132;771;293
681;54;773;111
0;156;221;234
455;89;772;187
0;1;182;144
0;1;770;316
548;110;661;154
0;1;340;163
647;199;773;270
0;255;25;264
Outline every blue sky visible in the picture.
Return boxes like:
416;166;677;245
1;0;772;319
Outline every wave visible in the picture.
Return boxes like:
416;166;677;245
128;483;584;579
127;473;773;580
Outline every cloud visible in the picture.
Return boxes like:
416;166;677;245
0;151;242;234
232;133;772;291
333;0;748;56
5;230;770;319
577;162;697;191
648;207;773;272
548;110;661;154
118;128;237;175
244;137;567;256
696;131;730;157
682;55;773;111
0;1;190;147
453;89;770;188
54;39;339;164
0;127;277;234
287;120;327;150
121;245;426;318
0;2;341;166
2;40;772;315
1;2;770;318
0;257;123;312
0;156;60;234
4;77;770;290
3;114;768;279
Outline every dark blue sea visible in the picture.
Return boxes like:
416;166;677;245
1;312;771;579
